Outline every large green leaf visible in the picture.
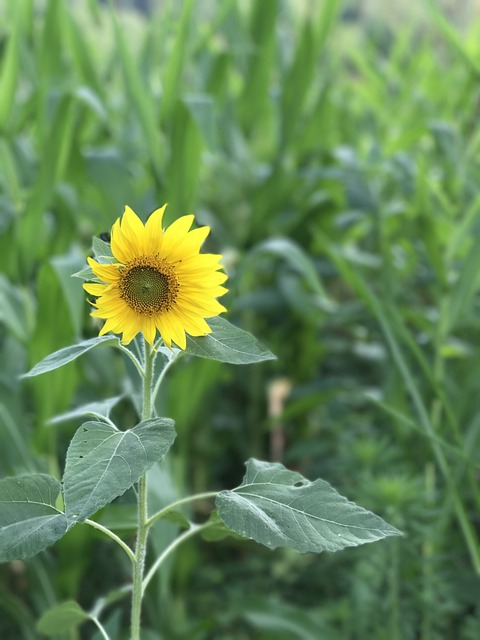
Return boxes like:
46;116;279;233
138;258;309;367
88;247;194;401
22;335;119;377
185;317;276;364
0;475;67;562
63;419;176;525
216;459;402;553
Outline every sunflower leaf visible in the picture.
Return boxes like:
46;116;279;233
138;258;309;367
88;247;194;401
36;601;90;635
22;335;119;377
216;459;402;553
48;395;123;425
0;474;68;562
185;317;276;364
72;265;99;281
63;418;176;525
92;236;114;262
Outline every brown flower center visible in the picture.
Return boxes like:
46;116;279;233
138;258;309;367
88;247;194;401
119;256;179;315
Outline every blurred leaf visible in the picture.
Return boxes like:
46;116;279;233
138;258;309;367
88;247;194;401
239;0;277;131
251;237;332;304
216;459;402;552
245;599;330;640
201;511;243;542
185;94;217;150
0;474;67;562
0;20;20;132
63;418;176;524
160;510;190;529
111;9;163;179
97;504;137;531
0;275;35;343
446;237;480;330
185;317;276;364
36;601;89;635
160;0;194;122
18;92;77;269
50;252;86;337
427;0;480;76
166;99;203;215
92;236;114;263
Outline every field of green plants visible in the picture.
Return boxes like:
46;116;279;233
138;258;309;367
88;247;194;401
1;0;480;638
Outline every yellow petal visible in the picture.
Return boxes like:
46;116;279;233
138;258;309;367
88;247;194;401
141;316;157;345
172;308;212;336
83;283;108;296
145;204;167;254
87;257;121;283
167;226;211;262
161;215;195;260
121;205;146;255
177;253;224;273
155;316;172;348
110;217;131;264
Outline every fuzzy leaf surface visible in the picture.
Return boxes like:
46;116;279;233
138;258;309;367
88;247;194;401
216;459;402;553
185;317;276;364
49;395;123;425
63;419;176;525
23;335;118;377
0;474;67;561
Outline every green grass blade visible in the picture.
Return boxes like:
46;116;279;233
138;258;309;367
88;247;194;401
110;7;164;181
326;244;480;574
160;0;195;122
426;0;480;76
0;21;20;132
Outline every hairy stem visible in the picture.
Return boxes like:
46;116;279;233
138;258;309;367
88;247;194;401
146;491;218;528
142;523;210;594
85;519;136;564
130;341;154;640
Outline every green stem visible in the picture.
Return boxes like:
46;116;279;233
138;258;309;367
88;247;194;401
90;616;110;640
117;343;145;379
142;522;210;594
146;491;218;528
85;519;136;564
131;341;154;640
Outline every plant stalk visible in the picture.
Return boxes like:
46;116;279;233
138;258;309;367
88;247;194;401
130;341;154;640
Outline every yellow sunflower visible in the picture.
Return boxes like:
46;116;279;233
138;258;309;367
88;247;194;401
83;205;228;350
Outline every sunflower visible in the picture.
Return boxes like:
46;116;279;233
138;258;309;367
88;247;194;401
83;205;228;349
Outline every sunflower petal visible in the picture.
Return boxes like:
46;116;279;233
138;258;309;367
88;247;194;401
161;215;195;260
87;258;121;283
83;283;108;296
145;204;167;254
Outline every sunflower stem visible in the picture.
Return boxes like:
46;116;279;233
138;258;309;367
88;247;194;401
142;522;211;594
131;340;154;640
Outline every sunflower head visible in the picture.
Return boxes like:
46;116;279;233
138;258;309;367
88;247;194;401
84;205;228;350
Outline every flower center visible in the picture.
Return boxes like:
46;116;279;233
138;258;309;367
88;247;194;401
119;256;179;316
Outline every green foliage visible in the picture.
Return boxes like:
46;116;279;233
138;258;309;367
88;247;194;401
216;459;401;552
0;475;66;562
185;317;276;364
23;336;119;377
36;601;90;635
1;0;480;637
63;418;176;525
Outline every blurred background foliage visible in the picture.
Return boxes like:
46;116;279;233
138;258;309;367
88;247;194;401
1;0;480;638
